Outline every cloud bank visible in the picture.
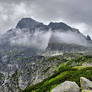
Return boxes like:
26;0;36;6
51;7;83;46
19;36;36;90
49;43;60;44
7;28;90;51
0;0;92;37
9;29;53;50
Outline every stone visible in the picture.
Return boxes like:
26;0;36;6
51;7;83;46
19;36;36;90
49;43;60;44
51;81;80;92
80;77;92;90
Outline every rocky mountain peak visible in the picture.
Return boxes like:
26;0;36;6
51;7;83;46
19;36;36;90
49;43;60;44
16;18;49;32
48;22;72;31
15;18;82;33
16;18;39;29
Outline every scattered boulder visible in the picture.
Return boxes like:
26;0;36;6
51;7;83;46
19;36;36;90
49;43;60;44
80;77;92;90
51;81;80;92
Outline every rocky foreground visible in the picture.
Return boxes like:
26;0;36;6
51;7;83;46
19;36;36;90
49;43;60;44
0;53;92;92
51;77;92;92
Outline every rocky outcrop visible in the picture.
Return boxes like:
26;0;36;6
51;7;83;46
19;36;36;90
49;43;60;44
80;77;92;91
51;77;92;92
51;81;80;92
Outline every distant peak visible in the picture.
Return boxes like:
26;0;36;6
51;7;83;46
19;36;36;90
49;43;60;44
20;17;35;20
17;18;37;24
16;18;39;29
48;22;72;31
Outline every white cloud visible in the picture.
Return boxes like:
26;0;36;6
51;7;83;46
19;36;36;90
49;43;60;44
10;29;53;50
0;0;92;38
72;23;92;38
13;3;27;17
0;2;32;34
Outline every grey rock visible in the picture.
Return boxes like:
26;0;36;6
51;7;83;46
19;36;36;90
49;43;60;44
51;81;80;92
80;77;92;90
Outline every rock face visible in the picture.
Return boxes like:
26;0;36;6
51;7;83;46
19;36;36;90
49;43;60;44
0;53;69;92
16;18;49;32
86;35;91;40
16;18;39;29
48;22;72;31
51;81;80;92
80;77;92;90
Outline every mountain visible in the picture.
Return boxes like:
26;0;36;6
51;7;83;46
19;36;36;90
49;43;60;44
0;17;91;56
48;22;72;31
0;18;92;92
16;18;79;33
16;18;49;32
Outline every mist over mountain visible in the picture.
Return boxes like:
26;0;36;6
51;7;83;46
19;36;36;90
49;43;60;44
0;17;92;55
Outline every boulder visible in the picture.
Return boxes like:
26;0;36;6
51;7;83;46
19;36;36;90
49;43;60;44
51;81;80;92
80;77;92;90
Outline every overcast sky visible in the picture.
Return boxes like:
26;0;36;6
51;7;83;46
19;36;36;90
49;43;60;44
0;0;92;37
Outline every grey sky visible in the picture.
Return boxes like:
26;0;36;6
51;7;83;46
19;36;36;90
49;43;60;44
0;0;92;37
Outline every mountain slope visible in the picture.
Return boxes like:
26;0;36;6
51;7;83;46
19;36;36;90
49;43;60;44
22;54;92;92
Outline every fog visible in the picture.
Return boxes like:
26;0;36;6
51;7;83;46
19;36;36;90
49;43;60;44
8;28;90;51
52;31;88;46
10;29;53;50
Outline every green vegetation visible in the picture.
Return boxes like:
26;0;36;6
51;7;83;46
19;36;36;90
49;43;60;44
22;54;92;92
0;73;4;80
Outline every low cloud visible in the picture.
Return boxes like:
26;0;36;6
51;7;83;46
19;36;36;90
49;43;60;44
10;29;53;50
52;31;88;46
8;28;90;51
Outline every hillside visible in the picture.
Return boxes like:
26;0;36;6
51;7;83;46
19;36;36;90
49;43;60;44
22;53;92;92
